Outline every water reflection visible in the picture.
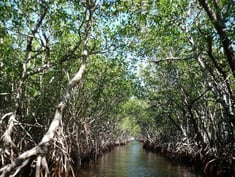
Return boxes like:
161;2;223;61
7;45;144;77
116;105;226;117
77;141;201;177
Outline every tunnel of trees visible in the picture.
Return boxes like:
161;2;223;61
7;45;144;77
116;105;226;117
0;0;234;177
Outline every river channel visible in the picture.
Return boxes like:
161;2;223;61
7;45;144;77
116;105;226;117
77;141;201;177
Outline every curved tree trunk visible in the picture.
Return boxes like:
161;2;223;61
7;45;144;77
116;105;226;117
0;2;96;176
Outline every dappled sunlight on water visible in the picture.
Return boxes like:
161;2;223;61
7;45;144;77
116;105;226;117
77;141;201;177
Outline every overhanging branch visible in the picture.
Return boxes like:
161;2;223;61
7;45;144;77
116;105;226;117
148;56;194;64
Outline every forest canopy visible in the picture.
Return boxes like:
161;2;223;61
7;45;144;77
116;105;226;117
0;0;234;177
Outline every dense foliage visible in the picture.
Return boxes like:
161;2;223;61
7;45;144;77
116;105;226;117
0;0;234;177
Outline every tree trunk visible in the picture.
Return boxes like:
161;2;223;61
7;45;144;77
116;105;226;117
198;0;235;77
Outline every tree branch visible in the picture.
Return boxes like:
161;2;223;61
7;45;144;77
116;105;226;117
148;56;194;64
0;2;96;176
198;0;235;77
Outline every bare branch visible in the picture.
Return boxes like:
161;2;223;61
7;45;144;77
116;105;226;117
26;7;48;60
0;93;10;96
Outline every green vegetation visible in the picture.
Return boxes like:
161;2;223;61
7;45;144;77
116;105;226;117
0;0;234;177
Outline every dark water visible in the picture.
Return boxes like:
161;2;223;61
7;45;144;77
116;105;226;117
77;141;201;177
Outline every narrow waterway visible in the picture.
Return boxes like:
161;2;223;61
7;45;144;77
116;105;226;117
77;141;201;177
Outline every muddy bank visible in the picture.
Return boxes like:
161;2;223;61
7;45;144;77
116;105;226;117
142;140;235;177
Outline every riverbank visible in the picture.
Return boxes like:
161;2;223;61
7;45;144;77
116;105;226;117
73;139;131;169
76;141;201;177
142;140;235;177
